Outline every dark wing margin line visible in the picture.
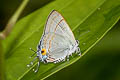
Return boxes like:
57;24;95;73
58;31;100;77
44;10;56;35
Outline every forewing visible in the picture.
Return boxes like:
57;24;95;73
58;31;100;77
44;10;76;44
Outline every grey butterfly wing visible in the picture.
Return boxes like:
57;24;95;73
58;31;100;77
44;10;76;45
40;10;77;61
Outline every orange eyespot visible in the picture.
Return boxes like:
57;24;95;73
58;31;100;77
41;48;46;55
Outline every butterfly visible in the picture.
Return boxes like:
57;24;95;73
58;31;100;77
27;10;81;72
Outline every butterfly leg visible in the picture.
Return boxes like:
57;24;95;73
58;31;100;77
75;40;81;56
77;47;81;56
43;60;48;63
27;56;37;67
67;55;70;61
33;61;40;73
75;47;81;56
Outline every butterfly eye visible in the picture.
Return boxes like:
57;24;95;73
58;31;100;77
41;48;46;55
41;50;44;53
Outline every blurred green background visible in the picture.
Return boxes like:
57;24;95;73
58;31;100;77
0;0;120;80
0;0;52;31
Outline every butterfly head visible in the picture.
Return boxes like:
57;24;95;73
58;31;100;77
28;48;47;73
37;48;47;61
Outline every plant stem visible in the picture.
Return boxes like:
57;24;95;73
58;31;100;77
0;40;4;80
0;0;29;39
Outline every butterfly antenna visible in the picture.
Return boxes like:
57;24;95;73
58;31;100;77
29;48;37;58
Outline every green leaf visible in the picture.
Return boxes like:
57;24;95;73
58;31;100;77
3;0;120;80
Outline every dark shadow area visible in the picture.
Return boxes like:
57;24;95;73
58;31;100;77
0;0;54;31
